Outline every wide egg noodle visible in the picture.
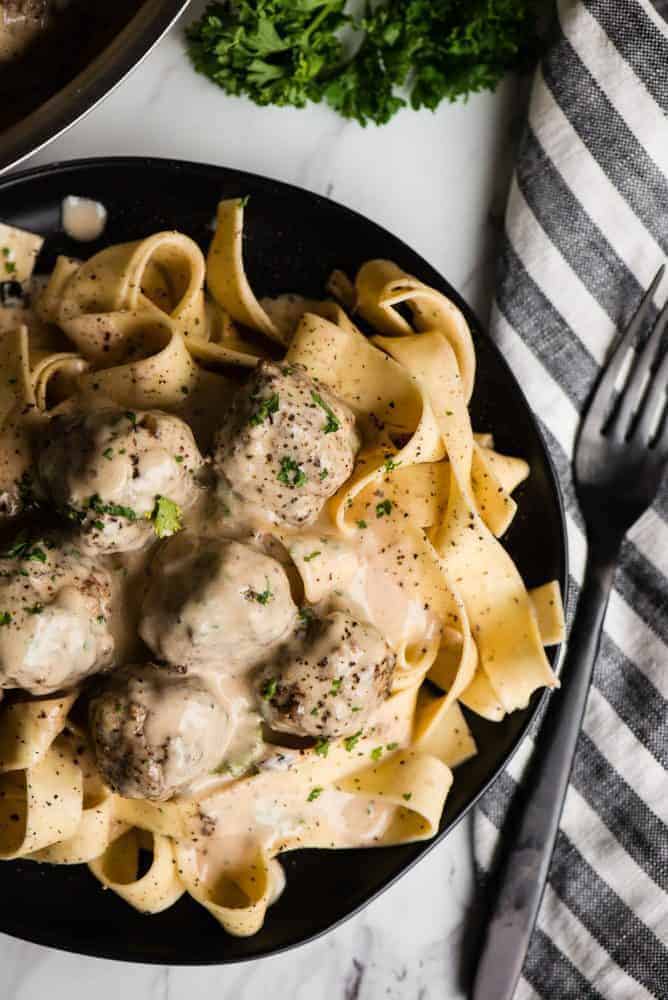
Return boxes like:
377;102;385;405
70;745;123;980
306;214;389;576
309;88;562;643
0;693;77;771
206;198;284;344
355;259;477;404
176;842;275;937
377;331;558;713
32;793;127;865
0;735;82;859
88;827;185;913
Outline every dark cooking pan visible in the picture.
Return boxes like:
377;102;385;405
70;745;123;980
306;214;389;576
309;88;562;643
0;0;190;173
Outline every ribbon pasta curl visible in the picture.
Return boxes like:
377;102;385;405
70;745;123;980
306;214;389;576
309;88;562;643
0;207;564;937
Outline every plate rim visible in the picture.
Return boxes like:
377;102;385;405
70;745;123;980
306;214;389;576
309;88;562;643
0;155;570;964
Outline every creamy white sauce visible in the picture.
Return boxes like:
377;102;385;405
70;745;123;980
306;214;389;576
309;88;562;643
62;196;108;243
1;286;436;910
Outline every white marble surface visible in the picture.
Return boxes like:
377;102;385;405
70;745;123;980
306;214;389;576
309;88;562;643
2;3;520;996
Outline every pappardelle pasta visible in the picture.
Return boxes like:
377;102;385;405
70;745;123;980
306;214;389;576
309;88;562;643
0;202;564;936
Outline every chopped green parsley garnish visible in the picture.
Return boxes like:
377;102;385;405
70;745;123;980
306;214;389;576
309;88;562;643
343;731;362;751
375;499;393;518
0;612;12;626
307;786;323;802
330;678;342;695
239;194;251;208
314;738;329;758
386;742;399;751
174;454;184;463
96;615;106;625
402;792;412;802
370;746;384;761
262;677;278;700
87;494;137;522
148;496;182;538
1;247;9;257
249;392;279;426
102;447;114;460
278;456;306;488
25;604;44;615
303;550;320;562
298;606;314;624
124;410;137;427
4;261;16;275
356;519;367;530
2;533;48;563
247;578;273;605
384;457;400;472
311;390;340;433
319;468;329;480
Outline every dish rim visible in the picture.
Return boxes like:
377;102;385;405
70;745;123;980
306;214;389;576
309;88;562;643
0;155;570;964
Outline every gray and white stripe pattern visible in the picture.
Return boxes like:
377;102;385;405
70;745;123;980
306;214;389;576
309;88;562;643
473;1;668;996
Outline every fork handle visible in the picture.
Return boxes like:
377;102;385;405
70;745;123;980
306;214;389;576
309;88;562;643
472;548;618;1000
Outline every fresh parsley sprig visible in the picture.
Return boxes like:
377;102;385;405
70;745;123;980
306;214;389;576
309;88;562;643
186;1;541;127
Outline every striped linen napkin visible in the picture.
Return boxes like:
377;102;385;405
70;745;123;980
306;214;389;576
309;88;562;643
472;1;668;997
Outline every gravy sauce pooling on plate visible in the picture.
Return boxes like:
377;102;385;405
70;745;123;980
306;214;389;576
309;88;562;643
0;201;565;937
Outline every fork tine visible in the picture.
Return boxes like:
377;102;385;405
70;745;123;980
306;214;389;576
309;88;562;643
609;294;668;440
635;341;668;445
583;265;665;434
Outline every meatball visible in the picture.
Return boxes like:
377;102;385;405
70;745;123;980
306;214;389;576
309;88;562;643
256;611;395;739
212;362;360;527
89;663;229;801
0;537;113;694
140;535;296;672
37;407;203;553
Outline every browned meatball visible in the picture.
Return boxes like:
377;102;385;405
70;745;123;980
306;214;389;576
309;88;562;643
89;663;229;801
256;611;395;739
212;362;360;527
37;407;203;553
140;534;296;672
0;537;113;694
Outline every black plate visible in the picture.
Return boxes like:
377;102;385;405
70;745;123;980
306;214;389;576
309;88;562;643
0;157;568;965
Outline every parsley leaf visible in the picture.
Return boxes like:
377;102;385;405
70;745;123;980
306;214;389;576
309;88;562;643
2;532;48;563
311;390;340;433
314;738;329;757
87;494;137;522
303;550;320;562
307;786;323;802
262;677;278;700
0;611;12;626
375;499;392;518
148;496;183;538
249;392;279;426
246;577;273;605
343;730;362;751
278;456;306;488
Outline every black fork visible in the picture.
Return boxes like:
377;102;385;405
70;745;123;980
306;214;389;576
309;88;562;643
472;267;668;1000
